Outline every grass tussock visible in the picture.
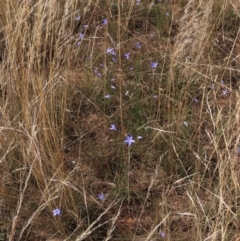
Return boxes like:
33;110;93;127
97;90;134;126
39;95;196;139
1;0;240;240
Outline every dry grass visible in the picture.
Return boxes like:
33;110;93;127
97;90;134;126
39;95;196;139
0;0;240;240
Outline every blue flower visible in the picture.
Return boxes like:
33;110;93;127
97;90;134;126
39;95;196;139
102;18;108;25
79;32;84;40
159;230;165;238
98;193;104;201
104;94;111;99
222;89;229;96
107;47;116;55
136;0;141;5
193;97;199;103
124;52;130;59
124;135;135;147
110;124;117;131
112;57;117;63
151;61;158;69
94;69;102;78
135;42;141;49
53;208;61;216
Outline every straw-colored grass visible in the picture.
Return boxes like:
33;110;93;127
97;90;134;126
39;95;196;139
1;0;240;240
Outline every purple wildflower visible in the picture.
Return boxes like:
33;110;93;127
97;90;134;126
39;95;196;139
124;52;130;59
98;193;105;201
193;97;199;103
135;42;141;49
102;18;108;25
53;208;61;216
136;0;141;5
107;47;116;55
111;85;116;89
151;61;158;69
159;230;165;238
124;135;135;147
94;69;102;78
104;94;111;99
107;47;113;54
222;89;229;96
110;124;117;131
112;57;117;63
76;15;80;21
79;32;84;40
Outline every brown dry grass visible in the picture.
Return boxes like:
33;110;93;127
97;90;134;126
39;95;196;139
0;0;240;240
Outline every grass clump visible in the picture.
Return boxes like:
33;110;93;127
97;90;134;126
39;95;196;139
1;0;240;240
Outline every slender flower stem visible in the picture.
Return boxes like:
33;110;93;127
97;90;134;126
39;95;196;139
117;0;123;132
